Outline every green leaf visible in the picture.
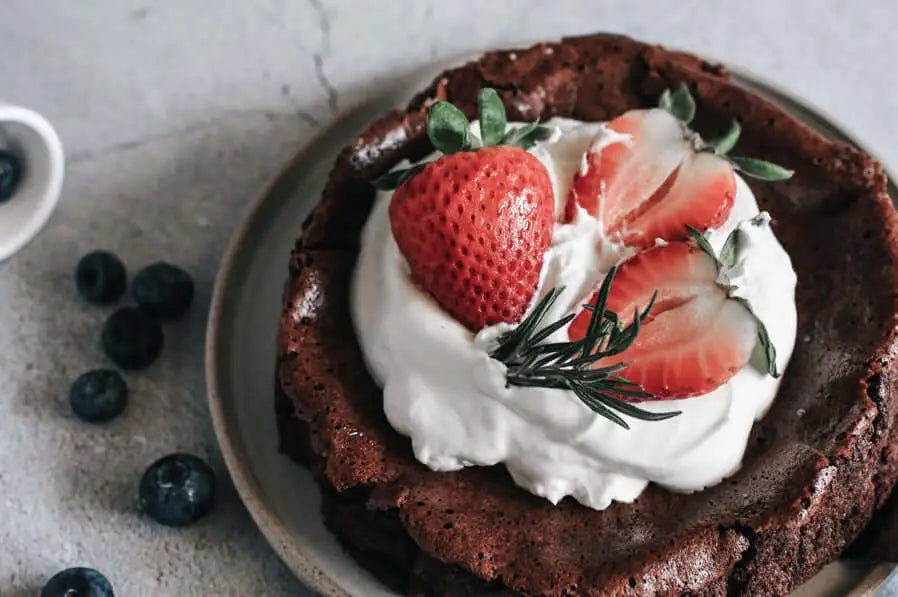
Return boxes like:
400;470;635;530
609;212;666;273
756;318;779;377
571;385;629;429
372;163;427;190
589;391;680;421
730;156;794;181
708;120;741;155
640;290;658;321
503;122;553;150
527;313;575;346
664;83;696;123
719;228;741;271
516;126;553;150
372;169;406;190
427;101;470;154
501;122;536;144
582;267;616;358
490;287;563;363
688;219;779;379
686;225;717;262
489;280;681;428
478;88;507;147
735;297;779;377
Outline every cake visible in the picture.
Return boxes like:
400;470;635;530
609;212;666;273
276;33;898;595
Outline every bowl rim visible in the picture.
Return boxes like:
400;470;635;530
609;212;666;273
0;104;65;262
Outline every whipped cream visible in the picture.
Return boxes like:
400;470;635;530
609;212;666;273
351;118;798;510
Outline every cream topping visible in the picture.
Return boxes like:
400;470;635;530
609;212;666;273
350;118;798;509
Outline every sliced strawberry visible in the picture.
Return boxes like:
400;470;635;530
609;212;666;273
566;108;736;248
568;242;758;399
568;109;688;220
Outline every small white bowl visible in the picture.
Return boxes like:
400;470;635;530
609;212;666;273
0;103;64;261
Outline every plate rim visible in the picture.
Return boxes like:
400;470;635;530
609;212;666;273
205;52;896;597
205;110;356;596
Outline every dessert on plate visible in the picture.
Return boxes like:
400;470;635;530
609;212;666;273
276;33;898;595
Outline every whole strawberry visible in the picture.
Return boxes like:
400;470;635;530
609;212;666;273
376;89;554;331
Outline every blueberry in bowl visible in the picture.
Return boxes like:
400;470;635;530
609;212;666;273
0;149;21;202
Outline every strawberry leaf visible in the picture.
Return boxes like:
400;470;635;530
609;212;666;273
478;88;507;147
686;225;717;261
756;316;779;377
708;120;741;155
718;228;740;271
503;122;552;150
690;222;780;378
517;126;553;150
659;87;792;182
372;163;427;190
427;101;470;154
730;156;794;181
660;83;696;124
735;297;779;377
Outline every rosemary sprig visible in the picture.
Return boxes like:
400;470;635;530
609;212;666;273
490;270;681;429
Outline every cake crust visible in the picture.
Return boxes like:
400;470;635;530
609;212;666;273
276;33;898;596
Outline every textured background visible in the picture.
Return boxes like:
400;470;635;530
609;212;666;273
1;1;895;595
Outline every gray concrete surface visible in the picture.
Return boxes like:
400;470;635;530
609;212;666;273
1;1;895;595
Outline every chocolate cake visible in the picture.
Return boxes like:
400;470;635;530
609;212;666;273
276;33;898;595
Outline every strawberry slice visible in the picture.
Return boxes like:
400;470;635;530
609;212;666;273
568;242;758;399
566;108;736;248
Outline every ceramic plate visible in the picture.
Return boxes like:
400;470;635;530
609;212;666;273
206;55;897;597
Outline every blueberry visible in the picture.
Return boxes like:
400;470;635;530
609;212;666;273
101;307;163;370
69;369;127;423
41;567;114;597
139;453;215;527
0;150;21;202
131;262;194;318
76;251;127;304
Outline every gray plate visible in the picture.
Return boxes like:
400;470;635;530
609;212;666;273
205;57;897;597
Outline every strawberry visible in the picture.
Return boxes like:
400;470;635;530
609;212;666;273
377;89;554;332
566;107;736;249
568;241;759;399
484;86;790;426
